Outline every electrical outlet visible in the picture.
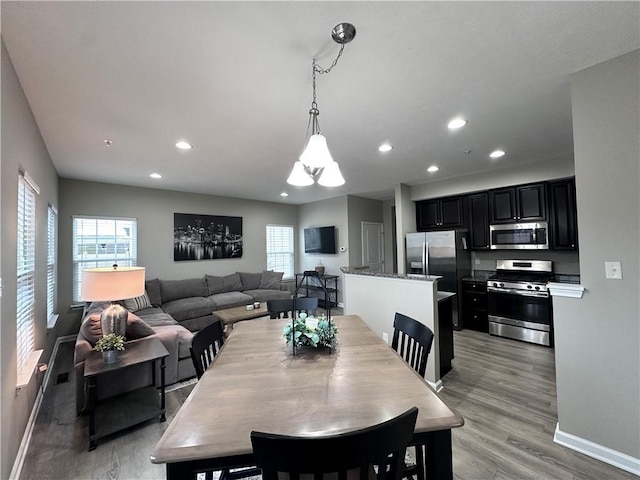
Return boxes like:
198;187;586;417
605;261;623;280
382;332;389;344
475;258;481;266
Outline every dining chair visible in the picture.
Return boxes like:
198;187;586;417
190;319;226;379
190;320;261;480
267;297;319;319
251;406;419;480
391;313;434;480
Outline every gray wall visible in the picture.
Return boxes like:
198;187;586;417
1;40;59;480
346;195;384;269
554;50;639;457
57;179;298;333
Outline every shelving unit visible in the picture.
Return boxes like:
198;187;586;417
294;272;339;309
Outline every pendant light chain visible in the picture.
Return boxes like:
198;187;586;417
310;43;346;136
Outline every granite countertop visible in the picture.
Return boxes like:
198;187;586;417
437;291;456;302
341;268;442;282
463;270;495;282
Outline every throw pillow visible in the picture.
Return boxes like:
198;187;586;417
145;278;162;307
123;292;152;312
205;275;225;295
221;272;243;292
239;272;262;291
79;313;102;345
79;310;155;345
126;312;156;339
259;270;284;290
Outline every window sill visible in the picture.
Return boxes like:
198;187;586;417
47;313;59;331
16;349;44;390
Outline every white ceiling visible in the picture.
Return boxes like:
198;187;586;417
2;2;639;204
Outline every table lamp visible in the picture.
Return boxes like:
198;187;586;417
81;265;146;337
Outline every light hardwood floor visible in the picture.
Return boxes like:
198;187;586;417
19;329;636;479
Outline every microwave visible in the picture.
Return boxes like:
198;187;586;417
490;222;549;249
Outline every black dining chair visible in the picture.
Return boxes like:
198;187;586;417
251;406;419;480
391;312;434;480
190;319;226;379
267;297;318;319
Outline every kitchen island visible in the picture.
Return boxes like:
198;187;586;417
342;270;453;390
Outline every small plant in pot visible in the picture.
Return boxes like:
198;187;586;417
94;333;125;364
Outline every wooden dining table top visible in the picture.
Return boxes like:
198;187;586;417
150;314;464;465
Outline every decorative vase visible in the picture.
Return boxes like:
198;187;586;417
315;260;325;276
102;350;118;364
100;304;128;337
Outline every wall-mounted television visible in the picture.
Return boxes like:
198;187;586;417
304;226;337;254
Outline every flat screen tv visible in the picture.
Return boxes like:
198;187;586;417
304;226;337;254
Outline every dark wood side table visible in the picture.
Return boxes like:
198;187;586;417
84;336;169;451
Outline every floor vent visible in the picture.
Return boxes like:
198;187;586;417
56;372;69;384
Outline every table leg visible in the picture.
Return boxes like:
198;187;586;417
425;429;453;480
160;357;166;422
167;462;195;480
88;377;97;451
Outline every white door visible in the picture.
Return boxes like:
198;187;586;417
361;222;384;272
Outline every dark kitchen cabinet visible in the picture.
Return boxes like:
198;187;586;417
461;280;488;332
416;196;464;230
489;183;547;224
467;192;490;249
548;178;578;250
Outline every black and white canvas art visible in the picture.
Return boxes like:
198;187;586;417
173;213;243;261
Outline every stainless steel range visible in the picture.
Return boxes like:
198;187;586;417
487;260;554;347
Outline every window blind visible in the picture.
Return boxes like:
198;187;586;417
17;173;38;368
47;205;57;320
72;216;138;302
266;225;294;279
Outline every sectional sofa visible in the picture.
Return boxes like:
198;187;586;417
74;271;291;413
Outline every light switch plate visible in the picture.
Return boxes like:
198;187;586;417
605;261;622;280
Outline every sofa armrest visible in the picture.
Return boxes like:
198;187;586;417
280;284;290;292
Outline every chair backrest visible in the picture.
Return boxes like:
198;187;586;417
267;297;318;319
190;319;225;379
391;312;434;378
251;407;418;480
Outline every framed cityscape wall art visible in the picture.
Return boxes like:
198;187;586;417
173;213;243;261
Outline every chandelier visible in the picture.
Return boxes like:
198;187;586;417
287;23;356;187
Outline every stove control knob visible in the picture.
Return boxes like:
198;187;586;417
535;286;540;291
527;285;533;289
499;282;505;288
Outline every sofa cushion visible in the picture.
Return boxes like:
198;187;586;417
145;278;162;307
153;324;193;359
208;291;253;309
80;311;155;345
136;307;179;327
160;277;208;303
259;270;284;290
244;289;292;303
239;272;262;291
205;275;224;295
222;272;243;292
162;296;214;322
123;292;152;312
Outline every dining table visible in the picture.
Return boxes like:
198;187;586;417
150;314;464;479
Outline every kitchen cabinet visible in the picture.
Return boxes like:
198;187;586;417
438;294;454;378
416;195;464;230
467;192;490;249
548;178;578;250
461;279;488;332
489;183;547;224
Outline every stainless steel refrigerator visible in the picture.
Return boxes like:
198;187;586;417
405;230;471;330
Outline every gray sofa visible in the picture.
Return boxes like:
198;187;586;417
74;271;291;413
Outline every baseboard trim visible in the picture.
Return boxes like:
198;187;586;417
554;423;640;476
428;379;444;393
9;336;74;480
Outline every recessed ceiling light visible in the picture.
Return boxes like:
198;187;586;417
103;139;113;147
447;118;467;129
280;192;289;197
378;143;393;153
150;173;162;179
489;150;506;158
175;141;193;150
427;165;439;173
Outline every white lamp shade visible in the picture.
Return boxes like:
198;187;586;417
81;266;146;302
299;134;333;169
318;161;346;187
287;161;314;186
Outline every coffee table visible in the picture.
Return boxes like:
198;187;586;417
214;302;270;333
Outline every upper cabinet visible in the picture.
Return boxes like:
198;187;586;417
489;183;547;224
467;192;490;250
416;195;464;230
548;178;578;250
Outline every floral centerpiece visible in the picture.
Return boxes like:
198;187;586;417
283;314;338;349
94;333;125;364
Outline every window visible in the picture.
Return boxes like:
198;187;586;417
72;216;137;302
17;171;39;368
266;225;294;279
47;205;57;320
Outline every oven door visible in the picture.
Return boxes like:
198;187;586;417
487;287;552;346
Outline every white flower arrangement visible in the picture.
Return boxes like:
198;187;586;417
283;314;338;348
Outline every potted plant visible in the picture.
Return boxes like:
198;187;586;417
94;333;125;364
283;314;338;350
